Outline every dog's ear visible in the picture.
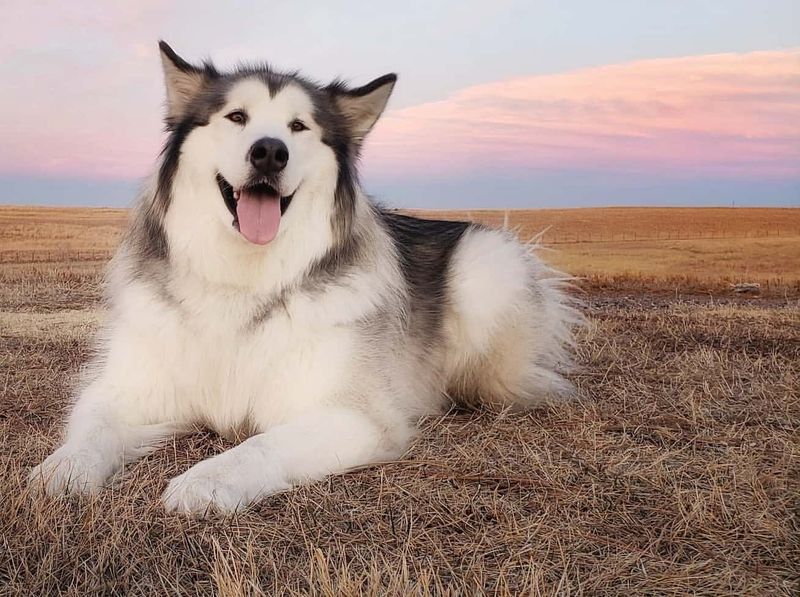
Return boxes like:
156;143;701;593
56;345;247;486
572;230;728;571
333;74;397;141
158;41;207;122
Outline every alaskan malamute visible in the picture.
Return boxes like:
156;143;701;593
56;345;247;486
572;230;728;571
30;42;580;514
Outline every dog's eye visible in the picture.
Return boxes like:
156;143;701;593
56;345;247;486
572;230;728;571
225;110;248;125
289;119;309;133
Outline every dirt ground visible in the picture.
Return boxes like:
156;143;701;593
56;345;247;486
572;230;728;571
1;264;797;595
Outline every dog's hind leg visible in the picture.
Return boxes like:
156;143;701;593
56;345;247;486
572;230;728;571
29;382;179;496
162;407;403;515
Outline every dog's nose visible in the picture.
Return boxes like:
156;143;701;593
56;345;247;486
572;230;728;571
249;137;289;175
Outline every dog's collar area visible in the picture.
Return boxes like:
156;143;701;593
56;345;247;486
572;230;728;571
216;174;294;227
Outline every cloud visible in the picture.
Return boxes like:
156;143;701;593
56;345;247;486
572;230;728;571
1;43;797;186
365;49;800;180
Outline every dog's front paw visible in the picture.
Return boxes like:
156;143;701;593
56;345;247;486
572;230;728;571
29;445;113;496
162;470;235;515
161;464;248;515
162;457;289;515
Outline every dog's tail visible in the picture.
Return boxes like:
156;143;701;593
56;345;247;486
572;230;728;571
442;226;584;410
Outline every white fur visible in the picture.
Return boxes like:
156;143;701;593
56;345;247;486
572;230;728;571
30;75;579;515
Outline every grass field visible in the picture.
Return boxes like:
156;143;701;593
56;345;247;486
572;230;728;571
3;206;800;293
411;207;800;292
1;206;799;594
0;206;127;253
4;206;799;253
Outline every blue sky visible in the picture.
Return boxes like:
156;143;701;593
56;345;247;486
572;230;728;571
2;1;799;208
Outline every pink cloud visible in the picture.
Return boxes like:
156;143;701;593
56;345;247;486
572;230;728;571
2;47;798;182
366;49;800;179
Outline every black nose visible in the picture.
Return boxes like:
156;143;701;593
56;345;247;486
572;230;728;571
249;137;289;175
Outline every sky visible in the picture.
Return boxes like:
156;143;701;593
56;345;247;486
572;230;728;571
2;1;799;209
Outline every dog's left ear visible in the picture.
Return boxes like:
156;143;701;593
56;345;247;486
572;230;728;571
333;74;397;141
158;41;208;122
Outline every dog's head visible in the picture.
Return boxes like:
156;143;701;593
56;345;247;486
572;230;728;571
156;41;395;246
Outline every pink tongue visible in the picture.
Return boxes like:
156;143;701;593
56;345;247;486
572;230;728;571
236;189;281;245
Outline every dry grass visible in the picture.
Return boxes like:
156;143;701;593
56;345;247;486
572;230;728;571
0;206;127;253
1;264;798;595
3;206;799;292
413;207;800;241
406;207;800;290
4;206;800;253
547;237;800;293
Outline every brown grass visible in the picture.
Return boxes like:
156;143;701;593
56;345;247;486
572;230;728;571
548;237;800;293
0;206;127;253
4;206;800;253
1;263;798;594
3;206;799;293
406;207;800;290
414;206;800;240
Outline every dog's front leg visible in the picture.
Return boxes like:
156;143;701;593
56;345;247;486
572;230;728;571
29;383;178;496
163;407;399;515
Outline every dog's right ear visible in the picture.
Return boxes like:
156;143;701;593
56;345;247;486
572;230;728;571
331;74;397;143
158;41;206;122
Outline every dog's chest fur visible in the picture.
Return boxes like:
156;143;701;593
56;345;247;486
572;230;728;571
112;268;366;437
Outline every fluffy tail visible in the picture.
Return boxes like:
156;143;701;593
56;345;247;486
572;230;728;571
443;227;584;410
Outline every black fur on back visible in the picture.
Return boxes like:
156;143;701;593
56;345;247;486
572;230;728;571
378;210;471;342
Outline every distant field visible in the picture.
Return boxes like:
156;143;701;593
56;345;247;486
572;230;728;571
410;207;800;292
1;205;799;291
0;206;127;253
410;206;800;243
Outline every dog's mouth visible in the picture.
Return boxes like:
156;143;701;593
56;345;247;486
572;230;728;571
217;174;295;245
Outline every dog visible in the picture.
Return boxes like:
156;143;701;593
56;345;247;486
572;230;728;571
30;42;581;515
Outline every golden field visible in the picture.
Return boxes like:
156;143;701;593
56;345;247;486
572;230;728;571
1;205;798;593
2;206;800;292
410;207;800;291
0;206;127;253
